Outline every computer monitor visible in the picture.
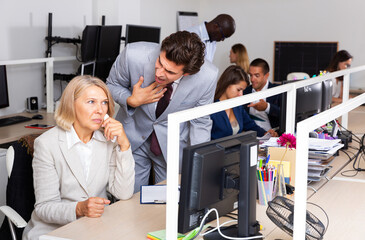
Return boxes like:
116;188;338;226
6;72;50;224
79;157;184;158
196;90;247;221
178;131;261;238
96;25;122;61
279;80;323;134
0;65;9;109
125;24;161;46
321;79;333;111
81;25;100;62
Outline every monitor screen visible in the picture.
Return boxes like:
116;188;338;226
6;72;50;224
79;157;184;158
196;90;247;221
0;65;9;109
274;42;338;82
296;82;322;121
178;131;261;238
96;25;122;61
279;80;323;133
125;24;161;46
81;25;100;62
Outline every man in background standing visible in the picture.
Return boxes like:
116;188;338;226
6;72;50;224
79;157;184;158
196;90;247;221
188;14;236;62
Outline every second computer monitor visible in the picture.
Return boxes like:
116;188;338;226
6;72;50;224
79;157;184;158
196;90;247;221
321;79;333;112
96;25;122;61
279;80;323;134
125;24;161;46
81;25;100;62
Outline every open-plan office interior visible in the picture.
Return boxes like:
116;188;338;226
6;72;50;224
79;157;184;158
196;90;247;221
1;0;365;239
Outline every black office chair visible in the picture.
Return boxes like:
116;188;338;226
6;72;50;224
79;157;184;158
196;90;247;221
0;134;39;240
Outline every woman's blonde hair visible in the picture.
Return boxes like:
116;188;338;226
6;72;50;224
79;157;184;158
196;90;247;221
54;75;115;131
231;43;249;73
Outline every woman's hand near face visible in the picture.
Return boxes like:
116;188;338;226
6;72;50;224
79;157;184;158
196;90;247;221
102;116;131;151
76;197;110;218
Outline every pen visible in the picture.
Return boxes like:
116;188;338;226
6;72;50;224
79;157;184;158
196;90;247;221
265;154;270;165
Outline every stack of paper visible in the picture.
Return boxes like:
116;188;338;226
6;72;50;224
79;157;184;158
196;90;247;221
308;138;344;160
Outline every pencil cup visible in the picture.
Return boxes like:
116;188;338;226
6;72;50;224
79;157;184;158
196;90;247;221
257;180;274;206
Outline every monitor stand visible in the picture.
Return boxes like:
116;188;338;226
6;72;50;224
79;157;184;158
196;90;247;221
203;225;263;240
205;142;263;240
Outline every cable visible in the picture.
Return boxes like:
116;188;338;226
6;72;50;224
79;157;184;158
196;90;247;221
339;132;365;176
75;42;82;62
191;208;263;240
337;121;361;142
224;213;238;220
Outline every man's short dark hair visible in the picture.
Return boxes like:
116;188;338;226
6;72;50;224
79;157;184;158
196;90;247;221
161;31;205;75
250;58;270;75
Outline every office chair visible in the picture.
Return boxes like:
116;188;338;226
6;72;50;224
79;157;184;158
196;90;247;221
0;134;40;240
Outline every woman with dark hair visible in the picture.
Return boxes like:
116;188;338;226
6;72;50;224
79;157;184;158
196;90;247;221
229;43;249;72
326;50;353;103
211;65;277;140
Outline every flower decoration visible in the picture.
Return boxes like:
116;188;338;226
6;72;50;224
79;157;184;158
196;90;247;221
277;133;296;165
277;133;296;149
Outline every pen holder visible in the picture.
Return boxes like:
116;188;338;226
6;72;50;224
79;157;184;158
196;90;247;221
257;179;274;206
273;164;287;198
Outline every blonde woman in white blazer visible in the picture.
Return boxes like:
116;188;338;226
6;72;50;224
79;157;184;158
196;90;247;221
22;76;135;240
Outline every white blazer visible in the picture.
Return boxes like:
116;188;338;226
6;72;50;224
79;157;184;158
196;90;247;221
22;126;135;240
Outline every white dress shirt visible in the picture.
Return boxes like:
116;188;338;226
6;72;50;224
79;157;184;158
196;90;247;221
187;22;217;62
332;78;342;98
66;126;105;181
249;81;272;131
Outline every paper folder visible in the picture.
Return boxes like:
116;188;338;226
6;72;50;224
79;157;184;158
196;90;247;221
267;147;296;185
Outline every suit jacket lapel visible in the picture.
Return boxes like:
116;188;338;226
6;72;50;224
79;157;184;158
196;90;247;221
144;53;158;119
58;129;89;194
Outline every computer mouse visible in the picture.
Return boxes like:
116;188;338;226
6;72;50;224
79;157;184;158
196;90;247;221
32;114;44;120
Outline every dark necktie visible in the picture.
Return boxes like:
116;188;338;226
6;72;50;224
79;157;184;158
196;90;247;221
150;83;173;156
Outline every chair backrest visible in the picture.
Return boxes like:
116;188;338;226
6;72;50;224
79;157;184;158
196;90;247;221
0;134;40;240
287;72;310;81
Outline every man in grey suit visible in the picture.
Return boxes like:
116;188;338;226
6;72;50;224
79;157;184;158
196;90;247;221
107;31;218;192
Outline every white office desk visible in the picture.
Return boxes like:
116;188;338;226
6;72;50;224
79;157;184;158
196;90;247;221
268;179;365;240
46;189;282;239
0;111;55;145
47;192;166;240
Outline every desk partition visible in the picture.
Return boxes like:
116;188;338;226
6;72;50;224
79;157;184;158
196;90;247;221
166;65;365;239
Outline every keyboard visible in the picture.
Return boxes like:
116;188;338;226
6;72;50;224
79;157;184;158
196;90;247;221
0;115;32;127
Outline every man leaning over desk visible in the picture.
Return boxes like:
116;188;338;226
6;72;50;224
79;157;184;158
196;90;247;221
107;31;219;193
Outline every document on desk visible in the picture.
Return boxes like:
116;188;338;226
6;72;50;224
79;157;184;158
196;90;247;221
141;185;176;204
260;137;280;148
308;138;341;151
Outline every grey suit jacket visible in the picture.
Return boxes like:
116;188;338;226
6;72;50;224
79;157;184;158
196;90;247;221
22;127;135;240
107;42;219;161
